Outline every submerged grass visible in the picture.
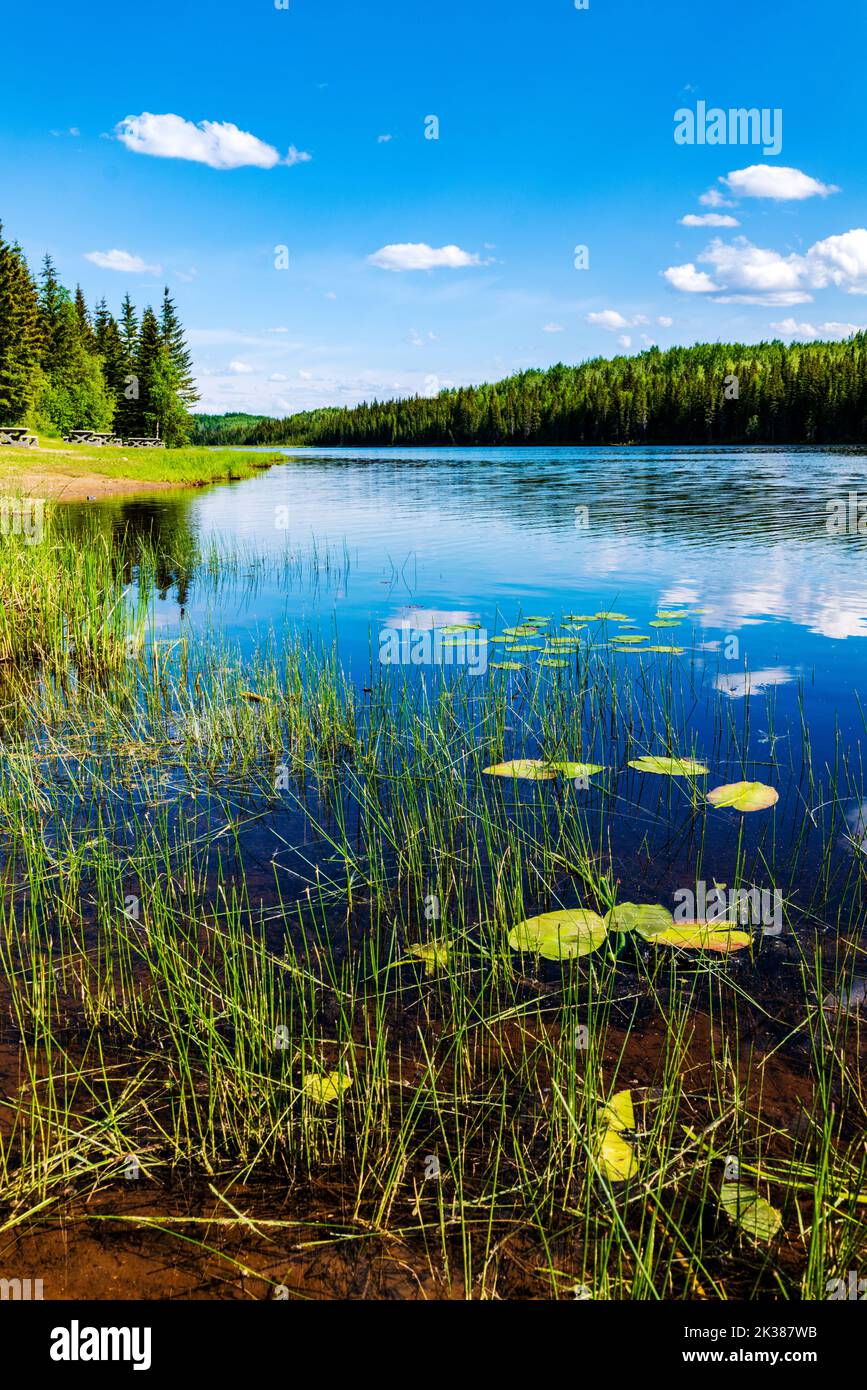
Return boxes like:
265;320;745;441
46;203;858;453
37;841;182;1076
0;506;865;1299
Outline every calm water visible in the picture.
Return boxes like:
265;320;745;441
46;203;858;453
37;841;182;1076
67;445;867;931
83;444;867;710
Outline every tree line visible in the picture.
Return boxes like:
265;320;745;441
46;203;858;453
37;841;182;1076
192;338;867;448
0;218;198;444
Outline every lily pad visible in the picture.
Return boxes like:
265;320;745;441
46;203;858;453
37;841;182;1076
539;658;570;669
596;1089;639;1182
610;634;649;644
656;610;689;619
594;611;630;621
649;619;681;628
490;661;523;671
440;623;480;633
508;908;608;961
505;644;541;653
605;902;674;937
409;942;450;976
302;1071;353;1105
646;921;752;953
484;760;558;780
629;756;709;776
707;781;779;813
548;760;605;779
719;1182;782;1243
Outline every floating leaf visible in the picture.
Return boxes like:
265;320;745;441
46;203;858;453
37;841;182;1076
302;1071;352;1105
596;1089;639;1182
646;921;752;953
508;908;608;961
610;634;649;645
719;1182;782;1242
605;902;674;937
539;657;570;669
524;615;551;623
490;661;523;671
548;761;605;779
564;613;597;622
594;611;630;621
628;756;708;776
440;622;480;633
649;619;681;628
656;609;689;619
484;760;557;780
707;781;779;813
409;942;450;976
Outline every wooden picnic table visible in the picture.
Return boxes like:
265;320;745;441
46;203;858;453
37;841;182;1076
124;437;166;448
65;431;121;445
0;426;38;447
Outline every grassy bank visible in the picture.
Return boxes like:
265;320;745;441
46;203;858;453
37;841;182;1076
0;512;864;1300
0;435;283;497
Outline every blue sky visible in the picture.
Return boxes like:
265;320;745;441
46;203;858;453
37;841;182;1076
2;0;866;416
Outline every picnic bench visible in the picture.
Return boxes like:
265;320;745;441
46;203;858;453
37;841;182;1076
64;430;123;446
0;426;38;448
124;437;166;449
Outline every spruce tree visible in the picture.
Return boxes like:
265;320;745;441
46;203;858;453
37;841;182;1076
0;226;41;422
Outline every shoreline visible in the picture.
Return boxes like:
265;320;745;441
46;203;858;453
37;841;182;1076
0;443;283;501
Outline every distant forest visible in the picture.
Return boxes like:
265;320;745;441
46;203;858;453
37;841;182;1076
192;338;867;448
0;217;198;444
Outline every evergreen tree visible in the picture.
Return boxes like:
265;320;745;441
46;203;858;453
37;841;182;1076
74;284;96;354
0;225;42;422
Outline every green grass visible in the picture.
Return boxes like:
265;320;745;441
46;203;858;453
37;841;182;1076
0;434;284;488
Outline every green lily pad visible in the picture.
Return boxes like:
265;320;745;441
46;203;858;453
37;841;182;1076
409;942;450;976
302;1071;353;1105
605;903;674;937
548;761;605;779
628;756;709;776
440;622;481;633
610;634;649;644
646;921;752;953
594;611;630;621
490;661;523;671
719;1182;782;1243
508;908;608;961
649;619;681;628
596;1089;639;1182
656;610;689;619
707;781;779;813
484;760;558;780
539;658;570;669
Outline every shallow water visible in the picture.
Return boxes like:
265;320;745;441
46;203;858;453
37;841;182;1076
61;444;867;941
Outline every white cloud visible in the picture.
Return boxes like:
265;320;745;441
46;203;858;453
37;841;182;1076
699;188;735;209
115;112;311;170
657;315;674;327
587;309;630;331
721;164;838;201
84;248;162;275
680;213;740;228
806;229;867;294
662;263;721;294
771;318;863;341
544;322;565;333
228;361;254;374
665;228;867;305
368;242;482;271
617;334;632;348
